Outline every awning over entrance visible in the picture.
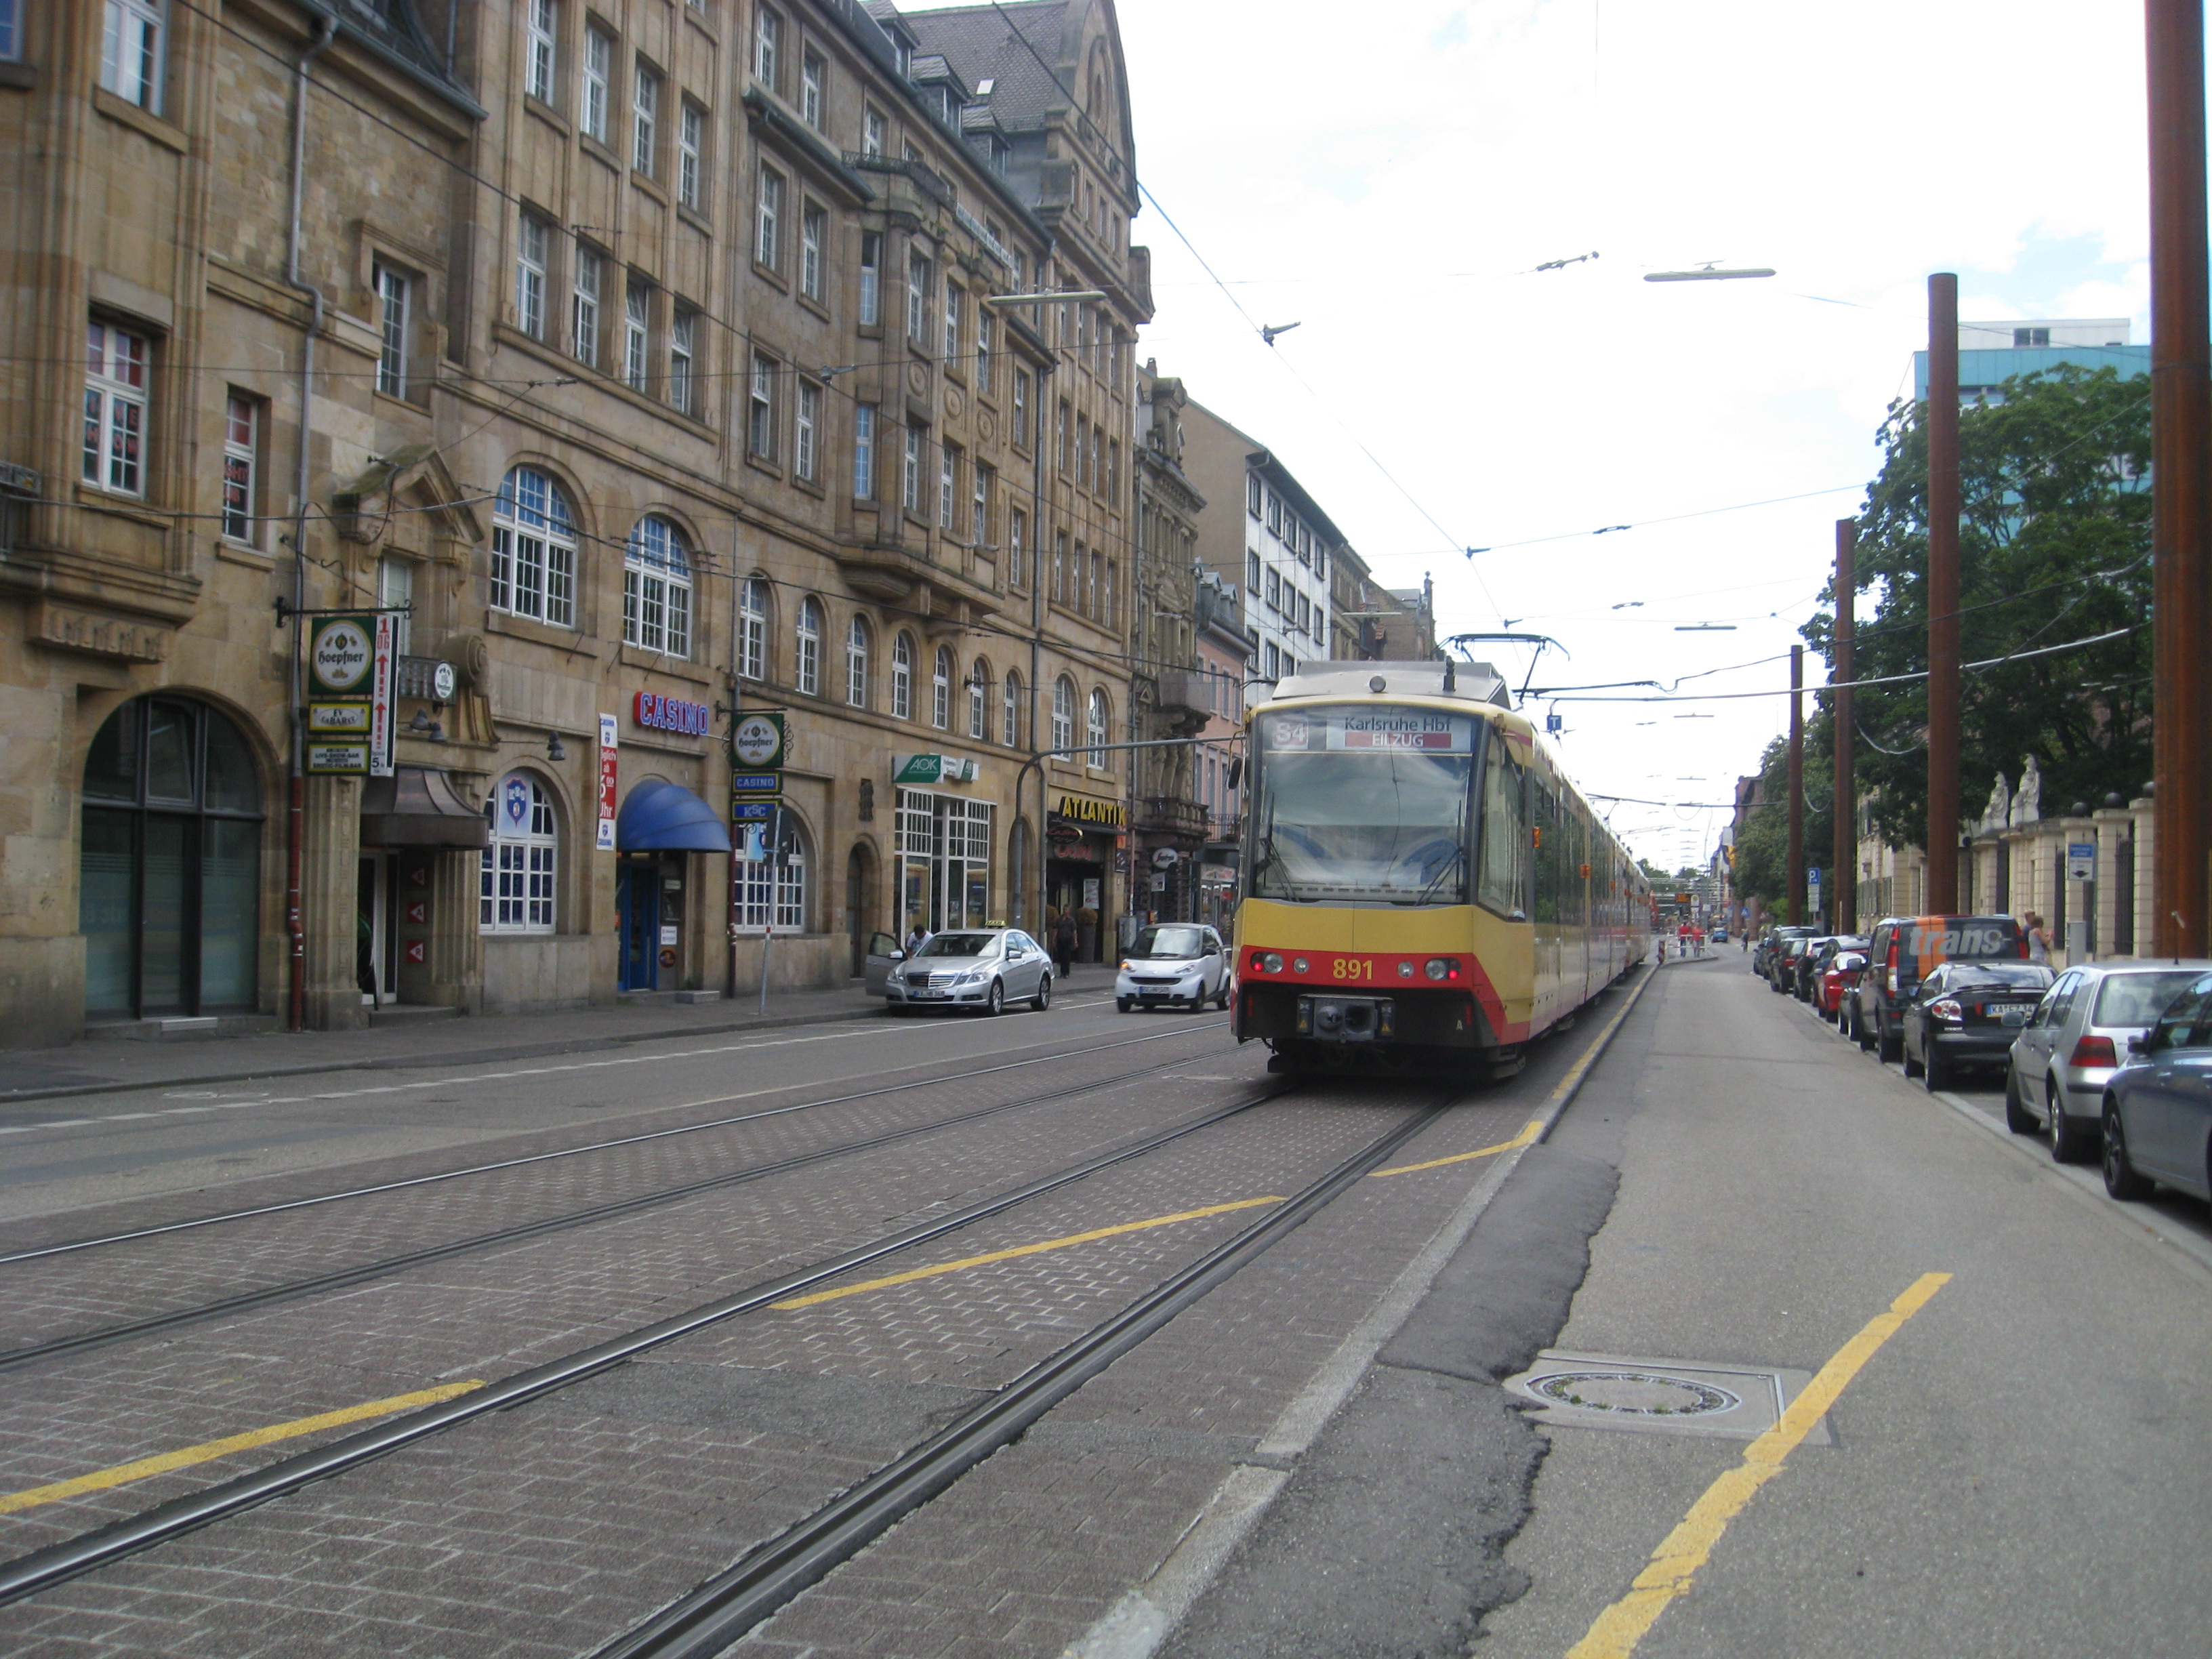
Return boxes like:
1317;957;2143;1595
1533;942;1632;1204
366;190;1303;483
360;766;491;849
617;779;733;853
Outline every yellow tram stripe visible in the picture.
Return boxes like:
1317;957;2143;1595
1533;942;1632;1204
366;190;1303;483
1368;1119;1544;1177
0;1380;485;1516
1563;1272;1952;1659
769;1197;1287;1311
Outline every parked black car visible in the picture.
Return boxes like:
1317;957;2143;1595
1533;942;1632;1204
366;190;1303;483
1752;926;1813;981
1900;961;2055;1092
1851;914;2028;1063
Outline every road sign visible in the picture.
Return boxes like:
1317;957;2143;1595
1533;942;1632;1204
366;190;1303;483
733;712;787;769
2068;841;2096;880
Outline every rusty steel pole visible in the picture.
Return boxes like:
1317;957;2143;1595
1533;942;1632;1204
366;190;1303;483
1925;273;1962;913
1788;644;1805;926
1834;519;1857;934
2148;0;2212;956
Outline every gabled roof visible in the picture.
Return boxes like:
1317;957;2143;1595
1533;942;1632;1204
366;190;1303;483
897;2;1076;138
317;0;483;116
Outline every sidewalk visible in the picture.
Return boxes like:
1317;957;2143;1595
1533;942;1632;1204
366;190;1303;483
0;981;889;1104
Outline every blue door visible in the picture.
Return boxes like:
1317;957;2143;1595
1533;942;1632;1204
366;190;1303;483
618;863;659;991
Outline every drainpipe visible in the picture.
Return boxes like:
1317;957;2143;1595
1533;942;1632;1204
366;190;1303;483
283;10;338;1031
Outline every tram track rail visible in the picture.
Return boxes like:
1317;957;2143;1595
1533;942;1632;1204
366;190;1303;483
0;1024;1234;1375
0;1080;1309;1610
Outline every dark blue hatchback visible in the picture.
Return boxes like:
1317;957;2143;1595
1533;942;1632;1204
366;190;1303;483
2103;971;2212;1202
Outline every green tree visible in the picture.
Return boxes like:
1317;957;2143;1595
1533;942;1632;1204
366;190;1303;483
1803;365;2152;847
1729;730;1834;912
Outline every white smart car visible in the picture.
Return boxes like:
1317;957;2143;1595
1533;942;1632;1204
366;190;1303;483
1115;924;1231;1012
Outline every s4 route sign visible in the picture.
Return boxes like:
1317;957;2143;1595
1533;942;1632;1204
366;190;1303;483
732;712;787;769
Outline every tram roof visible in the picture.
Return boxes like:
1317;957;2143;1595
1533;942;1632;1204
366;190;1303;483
1257;659;1512;710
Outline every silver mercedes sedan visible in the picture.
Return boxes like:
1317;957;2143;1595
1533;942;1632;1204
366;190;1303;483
883;928;1053;1016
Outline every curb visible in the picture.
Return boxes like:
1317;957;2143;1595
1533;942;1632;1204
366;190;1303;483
1061;962;1662;1659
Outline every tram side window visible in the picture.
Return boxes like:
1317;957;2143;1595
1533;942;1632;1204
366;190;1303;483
1477;743;1525;917
1531;786;1559;923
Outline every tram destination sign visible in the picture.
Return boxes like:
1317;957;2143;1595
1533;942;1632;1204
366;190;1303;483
1262;710;1473;752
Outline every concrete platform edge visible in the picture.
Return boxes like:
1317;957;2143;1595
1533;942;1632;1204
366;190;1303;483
1060;962;1660;1659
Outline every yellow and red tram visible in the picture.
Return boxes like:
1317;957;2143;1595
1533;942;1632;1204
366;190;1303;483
1231;660;1652;1072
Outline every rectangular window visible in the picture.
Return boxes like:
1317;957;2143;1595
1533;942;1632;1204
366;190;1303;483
1091;428;1104;497
516;214;548;338
678;102;705;210
1057;400;1071;474
1107;438;1120;505
1052;531;1068;603
1265;566;1281;611
754;5;781;86
83;321;149;495
755;166;783;268
102;1;167;108
863;106;885;157
1247;473;1262;516
670;309;695;413
1008;506;1027;588
633;64;660;175
801;49;825;128
581;26;611;142
939;443;958;531
973;464;991;547
524;0;556;102
796;380;820;480
624;279;651;391
1076;415;1090;487
0;1;21;61
1247;551;1261;596
859;231;882;325
906;251;930;342
571;247;601;367
220;393;257;543
977;311;994;394
378;554;414;658
800;204;825;300
853;403;876;499
901;424;922;511
373;265;410;398
943;283;962;363
1012;369;1031;448
749;353;776;457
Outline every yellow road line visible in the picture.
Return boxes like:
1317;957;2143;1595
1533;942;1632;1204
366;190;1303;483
770;1197;1285;1310
0;1380;485;1517
1563;1271;1953;1659
1369;1119;1543;1178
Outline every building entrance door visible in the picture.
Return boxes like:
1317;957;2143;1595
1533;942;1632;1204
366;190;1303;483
617;863;660;991
356;853;398;1006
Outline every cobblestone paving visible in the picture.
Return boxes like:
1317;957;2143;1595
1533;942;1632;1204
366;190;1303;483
0;989;1622;1658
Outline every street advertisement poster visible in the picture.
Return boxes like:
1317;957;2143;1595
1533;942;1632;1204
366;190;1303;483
369;612;396;777
596;714;618;851
305;614;394;774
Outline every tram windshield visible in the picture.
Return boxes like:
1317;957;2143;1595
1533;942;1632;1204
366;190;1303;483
1248;705;1477;905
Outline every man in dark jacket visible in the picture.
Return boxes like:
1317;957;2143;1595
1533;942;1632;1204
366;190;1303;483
1052;911;1078;976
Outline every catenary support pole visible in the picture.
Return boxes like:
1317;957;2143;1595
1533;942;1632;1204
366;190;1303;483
1788;644;1804;926
2148;0;2212;956
1925;272;1962;914
1834;519;1857;933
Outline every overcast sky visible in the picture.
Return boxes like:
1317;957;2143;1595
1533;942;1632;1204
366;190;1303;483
921;0;2155;874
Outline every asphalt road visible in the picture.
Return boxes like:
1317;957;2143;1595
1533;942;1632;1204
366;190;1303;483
1164;957;2212;1659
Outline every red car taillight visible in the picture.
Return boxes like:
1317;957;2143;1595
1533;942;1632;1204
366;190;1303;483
2070;1035;2118;1068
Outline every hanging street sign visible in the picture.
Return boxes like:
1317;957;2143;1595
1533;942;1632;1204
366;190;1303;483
307;703;372;733
302;613;394;775
731;771;783;798
732;712;787;769
731;800;777;823
307;615;376;698
368;611;396;777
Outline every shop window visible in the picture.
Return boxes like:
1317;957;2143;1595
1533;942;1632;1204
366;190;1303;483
481;772;557;933
81;696;263;1019
896;788;991;933
623;514;693;657
735;813;807;930
491;466;577;628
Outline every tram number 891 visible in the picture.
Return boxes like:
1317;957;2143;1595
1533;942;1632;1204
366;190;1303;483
1331;958;1376;981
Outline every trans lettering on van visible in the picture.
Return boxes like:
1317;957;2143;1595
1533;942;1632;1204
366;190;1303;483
1905;920;2024;980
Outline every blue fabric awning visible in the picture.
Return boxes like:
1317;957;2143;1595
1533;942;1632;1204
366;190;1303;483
616;779;733;853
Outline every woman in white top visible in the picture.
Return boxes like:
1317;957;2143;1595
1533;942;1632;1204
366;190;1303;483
2024;912;2051;964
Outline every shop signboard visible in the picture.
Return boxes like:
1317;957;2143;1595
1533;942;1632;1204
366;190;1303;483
306;703;372;733
733;712;787;770
596;714;618;851
731;771;782;798
307;742;370;773
732;800;777;823
634;690;713;735
304;613;395;774
894;754;978;785
1053;793;1126;828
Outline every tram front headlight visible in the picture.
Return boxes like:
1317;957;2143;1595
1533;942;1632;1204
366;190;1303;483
1397;961;1416;979
1292;957;1310;975
1425;958;1458;981
1255;951;1283;974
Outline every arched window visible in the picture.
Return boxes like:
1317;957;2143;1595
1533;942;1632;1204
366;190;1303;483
968;657;989;740
81;697;264;1017
796;597;823;696
736;813;809;930
933;645;954;729
491;466;577;628
846;615;872;708
1087;687;1109;768
1003;669;1023;748
738;577;769;680
482;771;557;934
623;514;693;656
1052;675;1076;754
890;631;914;719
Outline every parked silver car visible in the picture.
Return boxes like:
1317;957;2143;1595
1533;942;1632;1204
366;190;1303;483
882;928;1052;1015
2005;959;2212;1161
1115;923;1230;1012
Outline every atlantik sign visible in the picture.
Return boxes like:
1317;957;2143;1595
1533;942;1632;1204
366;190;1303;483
633;691;712;735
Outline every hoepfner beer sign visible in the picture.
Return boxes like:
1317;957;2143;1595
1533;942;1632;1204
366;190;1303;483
308;618;373;696
305;613;395;775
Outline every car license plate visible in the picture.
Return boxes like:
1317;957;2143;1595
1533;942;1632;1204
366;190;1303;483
2000;1006;2031;1026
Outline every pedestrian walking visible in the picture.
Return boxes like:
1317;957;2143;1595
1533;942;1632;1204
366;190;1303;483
1052;909;1078;977
2024;912;2051;964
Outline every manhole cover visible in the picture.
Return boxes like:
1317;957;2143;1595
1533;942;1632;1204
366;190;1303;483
1525;1369;1742;1418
